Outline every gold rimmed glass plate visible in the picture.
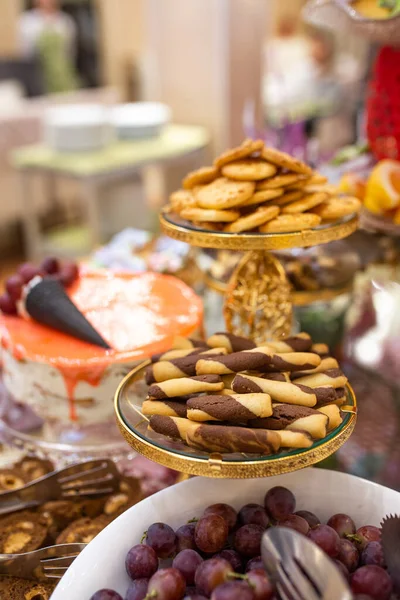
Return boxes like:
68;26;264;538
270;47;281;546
115;361;357;478
160;211;358;251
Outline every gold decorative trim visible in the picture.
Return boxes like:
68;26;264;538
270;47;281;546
160;213;359;251
114;363;357;479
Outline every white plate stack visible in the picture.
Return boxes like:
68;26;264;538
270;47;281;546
44;104;113;152
110;102;171;140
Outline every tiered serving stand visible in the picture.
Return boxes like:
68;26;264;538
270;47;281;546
114;210;358;479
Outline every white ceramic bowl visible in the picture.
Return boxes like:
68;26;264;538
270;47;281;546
111;102;171;140
53;468;400;599
44;104;113;152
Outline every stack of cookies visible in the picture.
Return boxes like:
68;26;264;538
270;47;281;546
143;332;348;455
167;139;361;233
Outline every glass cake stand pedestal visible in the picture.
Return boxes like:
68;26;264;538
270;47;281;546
160;211;358;343
114;362;357;479
0;376;133;468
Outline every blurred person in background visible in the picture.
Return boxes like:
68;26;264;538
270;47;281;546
18;0;79;93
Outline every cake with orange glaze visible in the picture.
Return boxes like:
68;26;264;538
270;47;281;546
0;270;203;424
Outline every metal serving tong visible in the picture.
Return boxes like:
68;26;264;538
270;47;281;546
0;459;120;516
261;527;352;600
0;543;87;581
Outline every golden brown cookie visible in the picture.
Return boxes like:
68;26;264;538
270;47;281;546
221;159;277;181
303;183;338;195
224;205;280;233
197;177;255;209
256;173;308;190
169;189;197;213
214;138;264;169
180;207;240;222
287;172;328;189
259;213;321;233
281;192;329;214
242;188;284;207
183;166;219;189
270;190;304;207
261;147;313;175
312;196;361;221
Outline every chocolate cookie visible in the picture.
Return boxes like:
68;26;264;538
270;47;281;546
148;375;224;399
207;332;256;353
249;404;328;439
186;393;272;422
0;511;48;554
232;374;317;407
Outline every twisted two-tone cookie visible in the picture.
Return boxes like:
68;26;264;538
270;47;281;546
207;332;256;353
291;357;339;379
142;400;188;418
317;404;343;430
146;348;227;384
232;374;317;407
249;404;328;439
149;415;281;454
147;375;224;399
294;369;347;389
172;337;208;350
277;430;313;449
151;347;205;363
196;348;321;375
266;332;312;353
186;393;272;423
311;343;330;358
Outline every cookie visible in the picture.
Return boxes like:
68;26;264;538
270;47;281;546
256;173;307;190
266;332;312;353
294;369;348;389
0;469;25;492
312;196;361;221
183;166;219;189
0;511;48;553
261;147;313;175
249;404;328;439
14;457;54;482
287;172;328;189
171;337;208;350
147;374;224;399
259;213;321;233
146;348;227;383
169;189;197;213
242;188;284;207
224;205;280;233
142;399;188;418
207;332;256;353
277;430;313;449
291;357;339;379
181;207;240;222
197;178;255;210
151;347;205;363
281;192;329;214
186;393;272;422
214;138;264;169
271;190;304;207
195;348;275;375
232;374;317;407
311;343;330;357
317;404;343;431
56;516;108;545
221;159;277;181
303;183;338;195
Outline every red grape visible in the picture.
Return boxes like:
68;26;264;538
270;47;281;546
18;262;40;283
351;565;393;600
361;542;385;567
195;514;228;554
294;510;320;529
147;568;186;600
172;549;203;585
238;504;269;528
327;513;356;537
264;487;295;520
145;523;177;559
41;257;60;275
58;261;79;287
90;591;122;600
308;524;340;557
125;544;158;580
204;503;237;531
245;556;263;572
215;549;242;572
0;293;17;315
211;581;255;600
194;558;232;596
234;524;264;557
5;275;23;302
176;523;196;551
354;526;381;551
334;559;350;581
183;595;208;600
125;578;148;600
246;568;274;600
337;538;359;572
279;514;309;535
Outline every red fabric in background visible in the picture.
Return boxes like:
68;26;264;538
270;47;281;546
366;46;400;160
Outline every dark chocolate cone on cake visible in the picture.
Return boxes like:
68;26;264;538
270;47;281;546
24;278;111;349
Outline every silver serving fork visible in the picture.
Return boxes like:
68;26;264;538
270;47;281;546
261;527;352;600
0;543;86;581
0;459;120;516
